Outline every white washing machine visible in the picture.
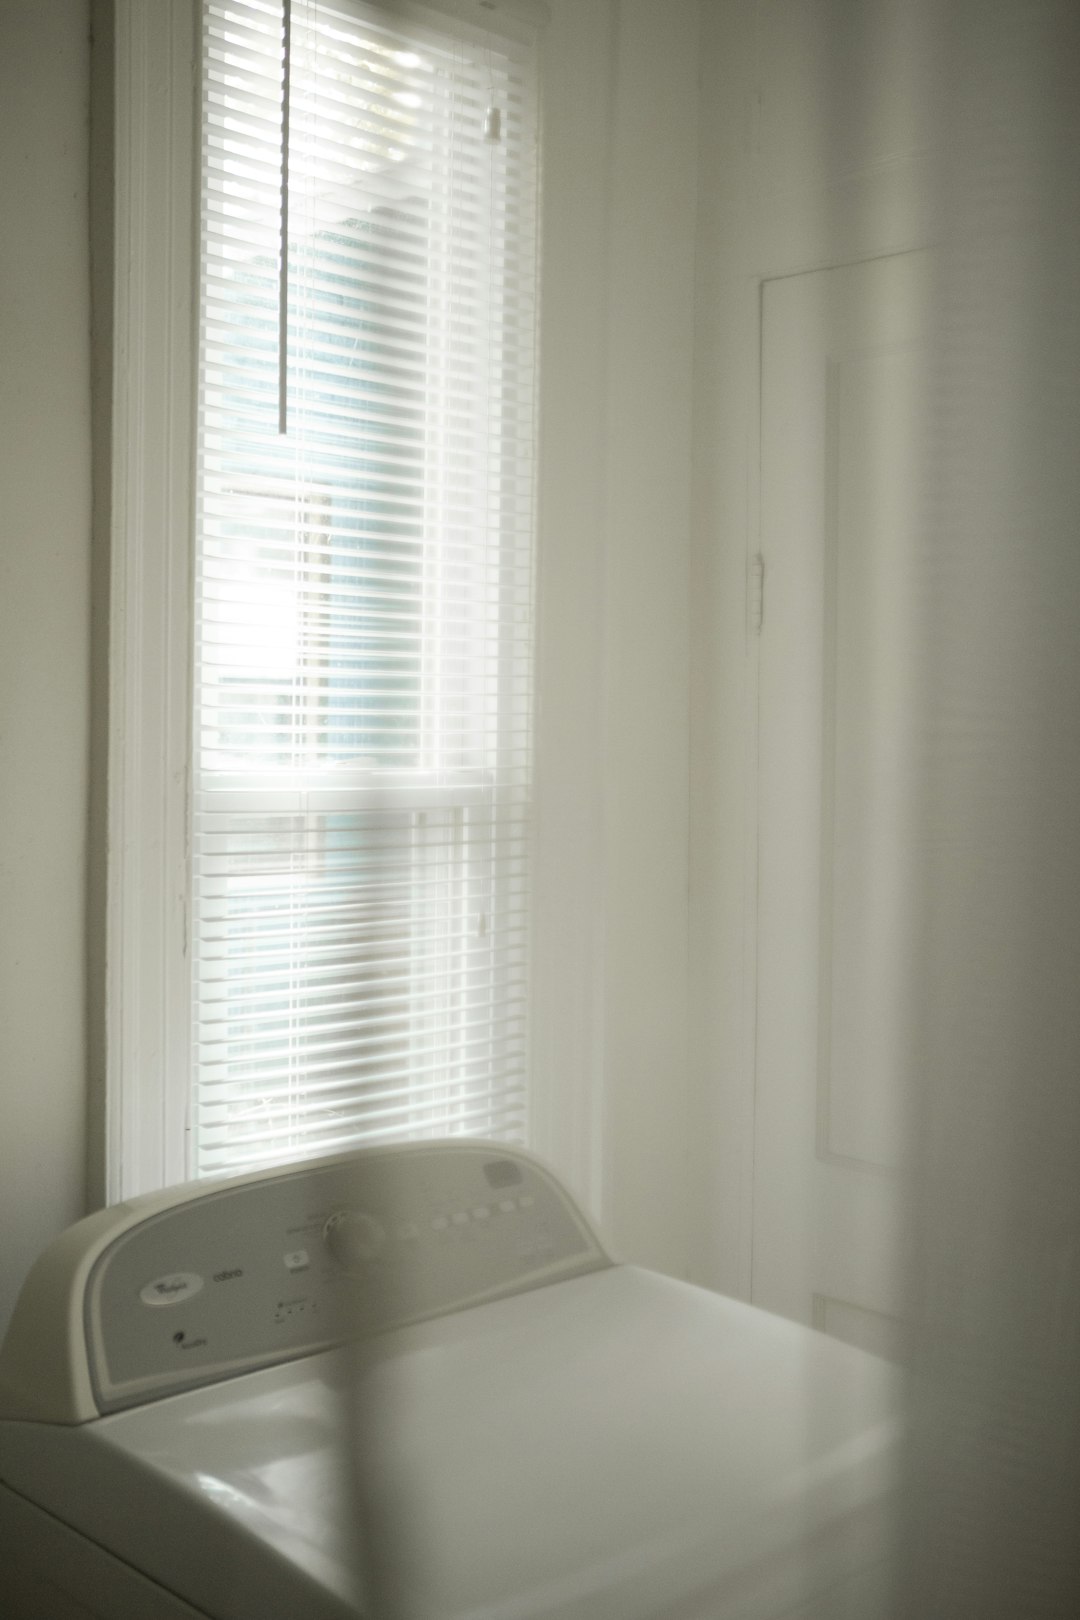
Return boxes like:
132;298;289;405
0;1142;903;1619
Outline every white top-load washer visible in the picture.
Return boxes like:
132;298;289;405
0;1142;903;1620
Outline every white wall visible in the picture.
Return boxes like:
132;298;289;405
531;0;700;1277
0;0;92;1333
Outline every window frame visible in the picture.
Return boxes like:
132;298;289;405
104;0;550;1201
106;0;198;1200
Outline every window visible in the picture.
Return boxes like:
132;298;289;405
106;0;541;1194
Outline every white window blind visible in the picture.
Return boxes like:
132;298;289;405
195;0;539;1177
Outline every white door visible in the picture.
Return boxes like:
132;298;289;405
753;253;928;1362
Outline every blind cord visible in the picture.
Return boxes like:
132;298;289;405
279;0;292;436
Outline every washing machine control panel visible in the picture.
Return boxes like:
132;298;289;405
82;1143;608;1414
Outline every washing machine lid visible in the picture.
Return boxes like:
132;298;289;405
1;1263;902;1620
359;1264;904;1620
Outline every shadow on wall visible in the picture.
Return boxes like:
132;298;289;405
899;0;1080;1614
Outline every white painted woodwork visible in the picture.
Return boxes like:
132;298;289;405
106;1;197;1198
754;252;929;1354
688;0;936;1302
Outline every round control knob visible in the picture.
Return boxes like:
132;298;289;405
322;1209;386;1270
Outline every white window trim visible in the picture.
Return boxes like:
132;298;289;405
106;0;198;1201
104;0;572;1206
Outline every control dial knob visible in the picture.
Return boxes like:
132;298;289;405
323;1209;386;1270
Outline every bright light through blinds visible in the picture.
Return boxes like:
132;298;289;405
195;0;539;1177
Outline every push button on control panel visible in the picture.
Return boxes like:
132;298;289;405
139;1272;204;1307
